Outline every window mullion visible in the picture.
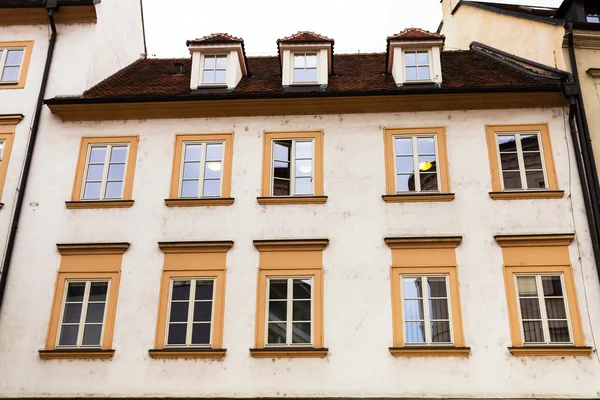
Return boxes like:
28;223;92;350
423;277;431;344
186;279;196;346
287;278;294;345
100;145;111;199
198;143;207;198
413;137;421;192
537;275;551;344
515;134;528;190
77;281;91;346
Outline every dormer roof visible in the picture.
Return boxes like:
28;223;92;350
186;33;244;46
387;28;445;42
277;31;334;45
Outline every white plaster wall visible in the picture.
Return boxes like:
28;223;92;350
0;107;600;397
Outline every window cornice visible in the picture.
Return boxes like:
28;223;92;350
385;236;462;249
56;242;130;256
253;239;329;252
158;241;234;254
494;234;575;248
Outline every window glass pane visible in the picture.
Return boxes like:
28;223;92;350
417;52;429;65
517;276;538;296
167;324;187;345
417;137;435;154
292;301;311;321
172;280;192;301
214;70;226;84
404;299;424;320
204;162;222;179
89;282;108;302
85;303;106;323
403;277;423;298
526;170;546;189
405;321;425;343
204;56;216;69
268;300;287;322
107;164;125;181
295;141;312;159
405;52;416;66
500;153;519;171
202;179;221;197
542;276;563;296
269;280;287;299
59;325;79;346
206;143;223;161
429;299;449;319
519;298;541;319
104;181;123;199
520;134;540;151
66;282;85;302
306;54;317;67
395;138;412;155
215;55;227;69
293;279;312;299
431;321;451;343
396;174;414;192
294;54;305;68
274;141;291;161
86;164;104;181
181;180;199;197
548;320;570;343
82;323;103;346
405;66;417;81
292;322;311;343
1;66;19;82
267;323;286;344
169;302;189;323
195;280;214;301
203;70;215;83
428;277;447;297
305;68;317;82
418;155;436;172
502;171;522;190
497;135;517;152
191;323;211;345
396;156;414;173
522;321;544;342
420;173;438;191
110;146;128;163
183;162;201;179
0;141;5;159
523;152;542;170
273;161;290;179
293;68;305;82
587;14;600;23
184;144;202;161
294;177;312;195
193;302;212;322
83;182;102;200
273;179;290;196
417;66;430;79
62;303;82;323
545;298;567;319
89;146;107;163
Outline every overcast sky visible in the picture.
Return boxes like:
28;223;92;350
143;0;563;58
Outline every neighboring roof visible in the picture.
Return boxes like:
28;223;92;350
0;0;96;6
80;50;561;100
387;27;445;41
186;33;243;46
277;31;334;44
458;1;563;25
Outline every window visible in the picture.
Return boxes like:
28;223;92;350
202;55;227;85
166;278;215;347
69;136;138;208
404;51;430;82
495;234;590;356
260;131;325;204
57;280;110;348
0;115;18;202
167;133;233;207
485;124;561;199
587;14;600;23
386;237;468;357
293;53;317;83
41;243;128;359
0;41;33;89
515;274;571;345
252;239;328;357
383;127;452;202
266;277;313;346
401;275;452;345
151;241;231;359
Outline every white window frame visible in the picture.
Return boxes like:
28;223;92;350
56;279;110;349
270;138;315;197
200;54;228;86
165;277;216;348
400;274;454;346
81;143;130;201
402;49;432;83
178;141;225;198
496;131;548;192
0;47;25;84
291;52;319;85
265;276;314;347
514;273;574;346
393;134;440;193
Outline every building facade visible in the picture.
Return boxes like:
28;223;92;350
0;3;599;399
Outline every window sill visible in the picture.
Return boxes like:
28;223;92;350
508;346;592;356
39;349;115;360
65;200;134;209
249;347;329;358
164;198;234;207
257;196;327;205
148;348;226;359
383;193;455;203
389;346;470;357
489;191;564;200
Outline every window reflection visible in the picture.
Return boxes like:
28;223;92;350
394;135;439;193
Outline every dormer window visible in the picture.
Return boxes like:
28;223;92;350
293;53;318;83
202;55;227;85
405;50;431;82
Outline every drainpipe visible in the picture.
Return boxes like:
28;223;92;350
0;2;58;308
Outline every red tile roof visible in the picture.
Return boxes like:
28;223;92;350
81;50;560;100
186;33;243;46
388;28;445;41
277;31;334;44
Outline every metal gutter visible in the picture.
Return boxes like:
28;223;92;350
0;0;97;8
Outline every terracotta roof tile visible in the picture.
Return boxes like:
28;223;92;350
82;50;559;100
277;31;334;44
388;28;445;41
186;33;243;46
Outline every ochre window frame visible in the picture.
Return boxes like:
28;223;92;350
150;241;232;359
251;239;328;358
0;115;20;207
165;133;234;207
67;136;139;209
386;236;468;357
383;127;453;203
259;131;326;205
40;243;129;360
495;234;590;356
485;124;563;200
0;41;34;89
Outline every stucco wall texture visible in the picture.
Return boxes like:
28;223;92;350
0;107;599;397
